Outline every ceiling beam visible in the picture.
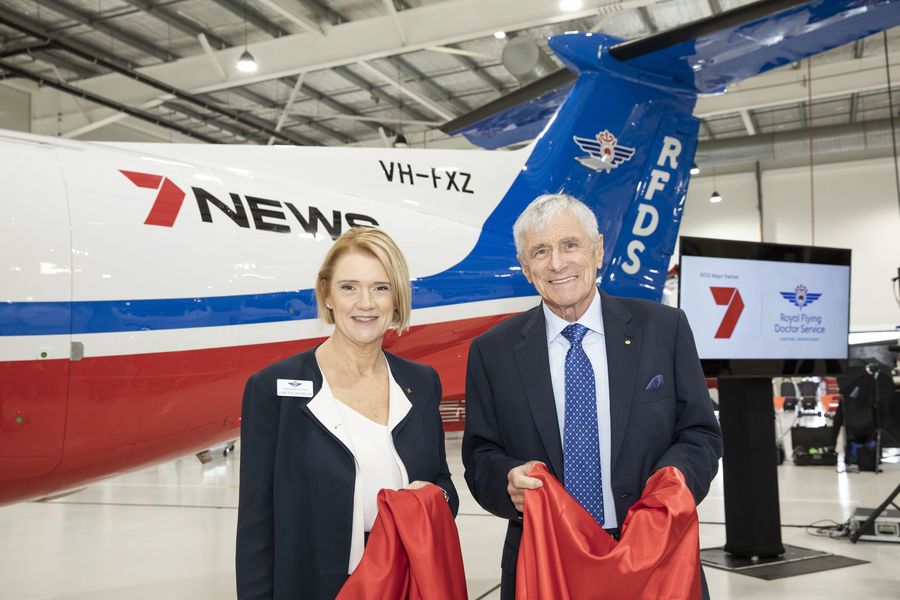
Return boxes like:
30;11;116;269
0;42;53;59
393;0;510;120
126;0;363;138
209;84;348;143
121;0;231;50
453;53;506;93
636;6;658;34
36;0;178;63
63;96;169;138
0;5;132;72
284;112;441;127
0;13;369;144
695;52;900;118
296;80;381;132
0;60;220;142
298;0;348;25
292;116;351;144
269;74;305;144
850;92;860;122
333;65;432;122
212;0;291;39
198;33;228;82
0;10;317;145
8;48;100;79
31;0;626;108
355;62;455;120
382;0;407;45
255;0;324;35
739;108;757;135
385;54;471;114
160;101;269;143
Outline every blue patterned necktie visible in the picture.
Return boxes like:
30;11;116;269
561;322;604;525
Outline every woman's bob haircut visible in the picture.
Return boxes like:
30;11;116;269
315;227;412;333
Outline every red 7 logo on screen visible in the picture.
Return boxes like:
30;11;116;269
709;287;744;339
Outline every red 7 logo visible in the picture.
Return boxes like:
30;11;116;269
709;287;744;339
120;170;186;227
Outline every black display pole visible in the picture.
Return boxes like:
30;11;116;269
718;376;786;557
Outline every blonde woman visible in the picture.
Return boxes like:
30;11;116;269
236;228;458;599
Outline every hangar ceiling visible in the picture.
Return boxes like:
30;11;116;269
1;0;900;164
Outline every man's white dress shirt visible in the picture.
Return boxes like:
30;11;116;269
543;290;618;528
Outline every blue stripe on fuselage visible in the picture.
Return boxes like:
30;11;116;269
1;271;537;336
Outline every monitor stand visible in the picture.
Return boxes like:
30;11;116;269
717;376;785;557
702;377;867;578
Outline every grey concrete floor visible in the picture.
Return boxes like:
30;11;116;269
2;418;899;599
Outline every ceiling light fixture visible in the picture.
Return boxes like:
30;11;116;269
559;0;584;12
237;50;258;73
393;133;409;148
690;163;700;175
494;31;507;40
236;0;258;74
709;167;722;203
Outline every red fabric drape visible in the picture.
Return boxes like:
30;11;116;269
337;485;467;600
517;464;701;600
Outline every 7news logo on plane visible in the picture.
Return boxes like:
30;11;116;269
121;170;378;238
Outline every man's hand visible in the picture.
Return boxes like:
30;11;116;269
406;480;432;490
507;461;544;513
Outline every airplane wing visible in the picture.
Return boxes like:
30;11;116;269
445;0;900;149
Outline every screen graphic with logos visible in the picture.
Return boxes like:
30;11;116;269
680;255;850;360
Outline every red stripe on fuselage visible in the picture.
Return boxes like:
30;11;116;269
0;311;517;504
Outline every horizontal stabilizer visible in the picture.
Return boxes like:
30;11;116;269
439;69;575;150
613;0;900;94
446;0;900;148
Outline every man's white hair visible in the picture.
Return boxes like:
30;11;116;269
513;193;600;259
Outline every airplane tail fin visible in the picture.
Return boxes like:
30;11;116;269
420;32;699;304
429;0;900;303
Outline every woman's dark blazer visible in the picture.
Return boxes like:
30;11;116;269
235;346;459;600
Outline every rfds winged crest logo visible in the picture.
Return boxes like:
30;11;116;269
573;130;636;172
780;284;822;309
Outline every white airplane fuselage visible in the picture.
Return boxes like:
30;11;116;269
0;130;538;504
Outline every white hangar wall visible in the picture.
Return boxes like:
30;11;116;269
0;86;30;132
677;156;900;332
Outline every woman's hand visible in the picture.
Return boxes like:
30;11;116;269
405;480;449;502
405;480;433;490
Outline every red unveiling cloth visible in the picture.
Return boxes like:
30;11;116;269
517;464;701;600
337;485;467;600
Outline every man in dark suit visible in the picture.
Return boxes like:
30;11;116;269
462;194;722;599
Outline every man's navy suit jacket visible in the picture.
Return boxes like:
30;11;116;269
462;289;723;584
235;347;459;600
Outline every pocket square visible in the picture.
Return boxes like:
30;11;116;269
645;374;664;390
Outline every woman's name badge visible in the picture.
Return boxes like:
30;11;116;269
277;379;313;398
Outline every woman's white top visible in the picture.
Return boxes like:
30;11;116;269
306;358;410;573
334;400;403;531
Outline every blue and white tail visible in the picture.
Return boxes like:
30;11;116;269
427;0;900;303
419;32;698;304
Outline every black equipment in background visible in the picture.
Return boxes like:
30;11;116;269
836;359;900;469
850;482;900;544
780;380;799;411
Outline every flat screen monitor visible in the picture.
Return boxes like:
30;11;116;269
678;236;851;377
